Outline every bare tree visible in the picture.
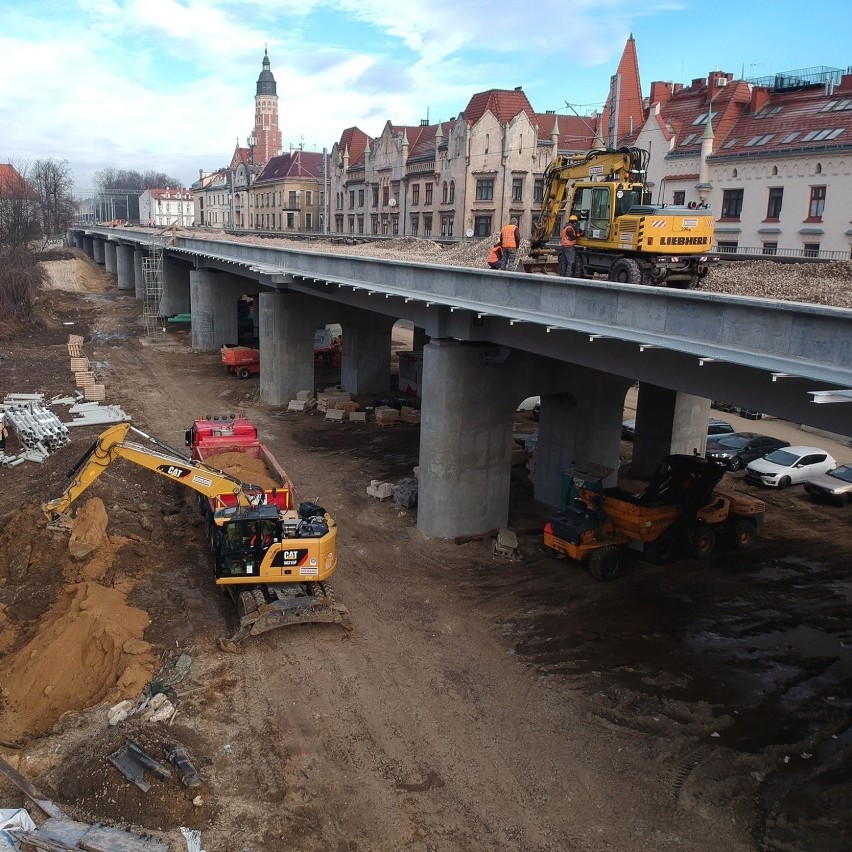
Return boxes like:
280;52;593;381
31;158;76;242
0;160;40;250
93;168;183;222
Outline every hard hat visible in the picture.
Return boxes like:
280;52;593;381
569;215;578;221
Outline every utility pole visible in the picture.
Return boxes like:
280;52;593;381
323;148;329;235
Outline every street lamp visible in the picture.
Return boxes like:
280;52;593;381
247;133;257;166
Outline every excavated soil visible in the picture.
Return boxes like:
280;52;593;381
0;249;849;852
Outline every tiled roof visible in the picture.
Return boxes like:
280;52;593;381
601;36;645;145
534;113;601;152
462;88;536;125
708;76;852;159
256;151;326;183
337;126;371;168
147;187;193;199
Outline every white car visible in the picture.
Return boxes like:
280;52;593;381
745;446;837;489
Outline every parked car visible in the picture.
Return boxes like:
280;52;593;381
804;463;852;505
707;419;735;438
711;400;738;413
705;432;790;471
739;408;763;420
622;418;733;442
746;446;837;489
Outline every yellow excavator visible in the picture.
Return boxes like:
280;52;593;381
43;422;350;648
524;147;718;288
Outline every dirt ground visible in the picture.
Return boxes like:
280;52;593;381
0;250;850;852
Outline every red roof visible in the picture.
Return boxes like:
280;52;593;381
256;150;326;183
534;113;601;152
461;88;536;125
336;126;372;168
601;36;645;146
146;187;193;199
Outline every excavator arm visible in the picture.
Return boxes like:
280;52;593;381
530;147;647;248
43;422;263;522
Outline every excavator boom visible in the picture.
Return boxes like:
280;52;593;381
42;422;261;522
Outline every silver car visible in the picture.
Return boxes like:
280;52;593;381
745;446;836;489
804;463;852;505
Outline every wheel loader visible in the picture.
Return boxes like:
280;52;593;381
542;455;765;580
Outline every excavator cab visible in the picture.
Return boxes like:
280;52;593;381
215;508;280;578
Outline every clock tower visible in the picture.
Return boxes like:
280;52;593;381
250;49;282;167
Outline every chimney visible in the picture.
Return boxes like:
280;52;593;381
649;81;676;106
750;86;771;114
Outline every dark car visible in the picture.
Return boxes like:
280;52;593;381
705;432;790;471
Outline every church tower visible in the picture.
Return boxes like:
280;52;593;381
250;49;282;167
601;35;645;148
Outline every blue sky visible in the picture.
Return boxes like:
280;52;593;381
0;0;845;195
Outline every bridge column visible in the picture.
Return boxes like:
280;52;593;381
413;325;430;351
630;384;711;479
116;243;134;290
133;247;145;298
104;240;117;273
92;238;105;265
533;370;633;507
82;235;94;258
339;308;396;395
259;291;321;406
160;259;191;317
189;269;243;350
418;339;524;538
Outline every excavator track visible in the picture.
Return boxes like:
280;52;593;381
219;581;351;652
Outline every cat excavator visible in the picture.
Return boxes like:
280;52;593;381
42;422;350;649
524;147;718;288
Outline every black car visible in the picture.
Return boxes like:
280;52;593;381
705;432;790;471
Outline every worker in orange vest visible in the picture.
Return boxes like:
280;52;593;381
560;215;581;277
498;218;520;270
486;243;503;269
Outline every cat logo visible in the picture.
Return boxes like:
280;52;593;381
275;548;309;567
156;463;191;479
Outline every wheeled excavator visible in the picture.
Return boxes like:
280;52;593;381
524;147;718;287
42;422;350;648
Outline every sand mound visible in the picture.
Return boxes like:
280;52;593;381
0;581;155;742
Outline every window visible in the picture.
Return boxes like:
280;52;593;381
808;186;826;219
512;178;523;202
411;184;420;205
744;134;775;147
722;138;738;149
348;216;355;234
381;217;388;235
720;188;744;219
449;181;455;204
392;216;399;236
358;189;364;207
473;215;492;237
286;212;294;228
306;191;312;206
672;191;686;205
382;186;389;206
692;111;716;126
372;186;379;207
289;191;297;208
349;191;355;210
425;182;433;204
305;213;312;229
766;187;783;219
802;128;845;141
533;179;544;203
410;214;419;236
680;133;697;146
423;214;432;236
803;242;820;258
357;215;364;234
717;241;739;253
475;179;494;201
762;242;778;255
442;182;448;203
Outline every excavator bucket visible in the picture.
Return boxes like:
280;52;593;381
218;581;351;652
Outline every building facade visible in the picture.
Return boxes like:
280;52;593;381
632;66;852;258
246;150;327;232
138;187;194;227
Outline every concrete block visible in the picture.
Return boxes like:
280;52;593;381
367;480;394;500
296;389;315;401
325;409;346;421
493;528;518;558
349;411;367;422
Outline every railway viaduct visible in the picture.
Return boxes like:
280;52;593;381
71;227;852;539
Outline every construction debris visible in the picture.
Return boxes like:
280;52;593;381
367;480;394;500
493;528;519;558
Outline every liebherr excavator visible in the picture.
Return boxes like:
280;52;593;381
524;147;718;288
42;421;350;648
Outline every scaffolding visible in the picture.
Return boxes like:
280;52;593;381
142;241;166;338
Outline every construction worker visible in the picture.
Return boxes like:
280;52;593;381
0;414;7;452
486;243;503;270
560;215;581;277
499;217;520;270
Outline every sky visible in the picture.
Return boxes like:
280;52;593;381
0;0;845;196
